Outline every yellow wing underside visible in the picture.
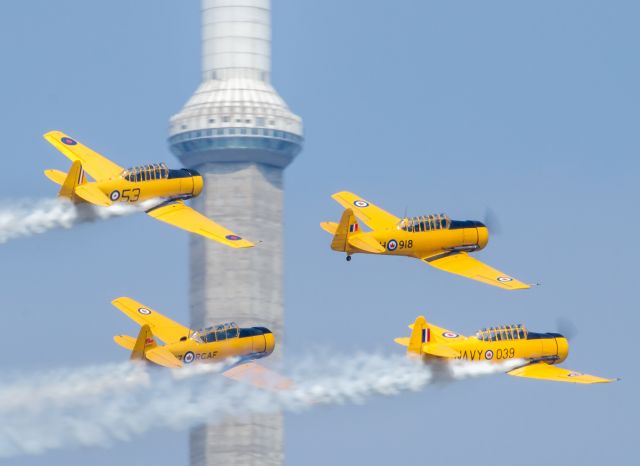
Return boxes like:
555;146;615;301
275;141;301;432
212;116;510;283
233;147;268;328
111;297;190;344
331;191;400;230
508;362;616;384
44;130;123;181
223;362;292;391
424;252;530;290
147;201;254;248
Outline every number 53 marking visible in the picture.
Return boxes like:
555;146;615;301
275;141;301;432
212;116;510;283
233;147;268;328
121;188;140;202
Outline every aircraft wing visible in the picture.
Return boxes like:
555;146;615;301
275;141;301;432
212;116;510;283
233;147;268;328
147;201;254;248
111;297;190;345
223;361;292;391
507;362;616;384
43;131;124;181
423;252;530;290
331;191;400;230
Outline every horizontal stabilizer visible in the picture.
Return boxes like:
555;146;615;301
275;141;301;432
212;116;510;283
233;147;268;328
74;183;112;206
348;234;385;253
44;169;67;186
422;343;460;358
145;347;183;368
507;362;616;384
114;335;136;351
394;337;410;347
320;221;338;235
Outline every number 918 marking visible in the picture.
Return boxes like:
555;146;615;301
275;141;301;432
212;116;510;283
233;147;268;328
381;240;413;250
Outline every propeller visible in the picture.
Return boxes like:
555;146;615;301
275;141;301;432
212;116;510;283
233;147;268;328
483;207;502;235
556;317;578;341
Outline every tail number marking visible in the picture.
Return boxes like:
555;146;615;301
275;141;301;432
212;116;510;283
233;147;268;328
381;240;413;250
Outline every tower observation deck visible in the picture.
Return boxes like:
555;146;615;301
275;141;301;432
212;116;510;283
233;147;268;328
168;1;303;465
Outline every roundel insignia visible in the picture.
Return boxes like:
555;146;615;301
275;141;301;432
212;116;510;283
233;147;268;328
183;351;195;364
485;350;494;360
353;200;369;208
110;190;121;201
225;234;242;241
442;332;459;338
60;137;77;146
137;307;151;315
387;239;398;251
497;276;514;283
567;371;583;377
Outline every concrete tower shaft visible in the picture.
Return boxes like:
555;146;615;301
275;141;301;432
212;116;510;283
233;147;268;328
168;1;302;465
202;0;271;81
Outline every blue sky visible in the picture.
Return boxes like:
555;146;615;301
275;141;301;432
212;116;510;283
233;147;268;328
0;0;637;464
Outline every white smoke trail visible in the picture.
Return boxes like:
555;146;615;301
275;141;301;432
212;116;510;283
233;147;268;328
0;354;520;458
0;198;158;244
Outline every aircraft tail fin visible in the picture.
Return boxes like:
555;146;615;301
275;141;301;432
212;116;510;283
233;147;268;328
130;324;158;362
407;316;429;355
328;209;384;254
400;316;461;358
45;160;87;200
329;208;358;252
60;160;87;199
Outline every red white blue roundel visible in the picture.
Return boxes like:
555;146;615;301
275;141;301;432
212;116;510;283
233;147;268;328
61;137;77;146
225;234;242;241
110;190;121;201
485;349;494;360
183;351;195;364
138;307;151;315
442;331;459;338
497;276;513;283
387;239;398;251
353;200;369;208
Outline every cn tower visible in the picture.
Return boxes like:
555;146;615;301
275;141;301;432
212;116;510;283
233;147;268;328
168;0;303;465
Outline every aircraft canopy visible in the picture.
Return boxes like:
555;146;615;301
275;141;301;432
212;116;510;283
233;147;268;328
398;214;451;232
192;322;240;343
475;324;528;341
122;163;169;182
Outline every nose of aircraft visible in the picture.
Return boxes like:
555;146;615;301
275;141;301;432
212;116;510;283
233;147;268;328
192;175;204;197
263;331;276;355
476;223;489;250
555;336;569;363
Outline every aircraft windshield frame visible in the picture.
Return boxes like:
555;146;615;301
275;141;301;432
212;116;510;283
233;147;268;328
122;162;169;182
192;322;240;343
398;214;451;232
475;324;527;341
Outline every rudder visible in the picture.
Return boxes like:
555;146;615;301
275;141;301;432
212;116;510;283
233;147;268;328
56;160;87;200
408;316;428;355
330;208;360;252
130;324;157;362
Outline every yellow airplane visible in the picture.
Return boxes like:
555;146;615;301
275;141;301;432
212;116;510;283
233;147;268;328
395;316;617;384
43;130;253;248
112;297;288;390
321;191;530;290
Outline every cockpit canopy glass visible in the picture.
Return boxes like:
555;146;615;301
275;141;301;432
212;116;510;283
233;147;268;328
475;324;527;341
122;163;169;182
398;214;451;232
191;322;239;343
